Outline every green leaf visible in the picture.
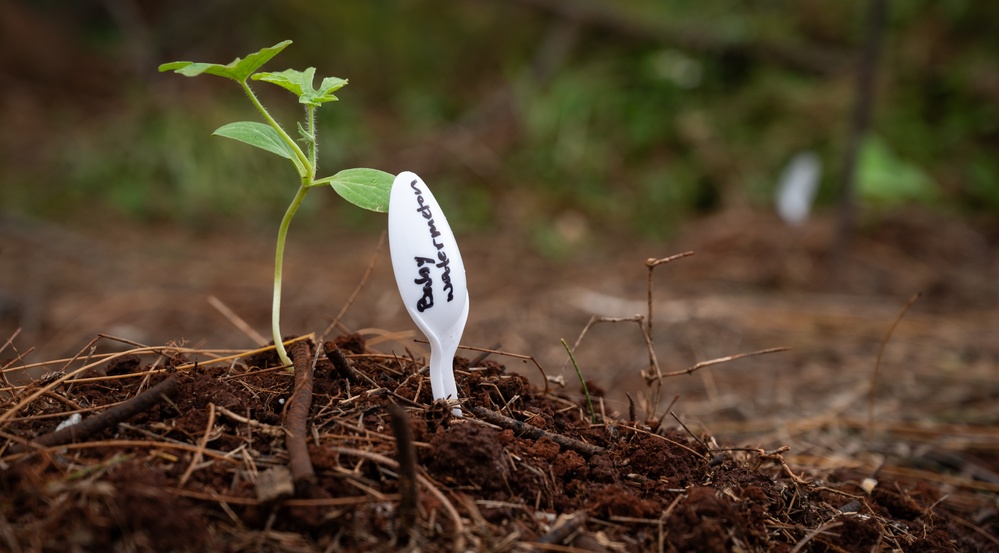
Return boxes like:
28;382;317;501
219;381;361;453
296;122;313;143
158;40;292;81
858;135;938;207
213;122;293;158
213;122;306;176
318;168;394;212
253;68;348;106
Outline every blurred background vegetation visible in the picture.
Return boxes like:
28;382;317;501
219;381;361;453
1;0;997;249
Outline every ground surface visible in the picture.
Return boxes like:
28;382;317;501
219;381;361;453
1;208;998;551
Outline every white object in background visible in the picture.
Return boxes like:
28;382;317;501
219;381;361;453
55;413;82;432
775;151;822;226
388;171;469;415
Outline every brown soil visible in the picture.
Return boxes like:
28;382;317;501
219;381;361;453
1;331;996;552
2;208;998;552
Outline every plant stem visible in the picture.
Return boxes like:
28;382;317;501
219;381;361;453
561;339;597;423
273;183;310;367
239;79;309;170
306;105;317;173
238;79;319;369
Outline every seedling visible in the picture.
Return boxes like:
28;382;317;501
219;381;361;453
561;338;597;423
159;41;394;367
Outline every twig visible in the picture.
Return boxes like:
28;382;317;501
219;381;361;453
655;347;791;378
563;250;696;418
208;295;268;346
323;341;360;383
286;340;316;490
330;446;467;552
469;342;502;366
470;406;605;457
178;402;216;487
835;0;888;262
96;332;150;349
756;445;810;485
562;315;643;373
442;343;550;394
319;230;386;343
645;252;696;340
0;329;21;387
669;411;709;454
388;404;419;542
174;333;314;371
536;511;587;544
867;292;921;446
6;375;179;455
790;521;844;553
944;512;999;548
215;405;284;437
0;344;33;386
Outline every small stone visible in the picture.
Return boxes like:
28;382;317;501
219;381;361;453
256;466;294;502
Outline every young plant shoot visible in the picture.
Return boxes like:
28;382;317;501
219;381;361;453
159;41;394;367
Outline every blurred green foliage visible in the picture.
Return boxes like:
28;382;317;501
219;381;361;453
1;0;997;241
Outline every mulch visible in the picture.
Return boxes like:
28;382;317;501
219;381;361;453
2;332;996;552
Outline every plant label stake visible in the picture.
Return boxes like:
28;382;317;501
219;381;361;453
389;171;469;415
775;151;821;226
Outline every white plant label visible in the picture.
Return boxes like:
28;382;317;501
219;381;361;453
388;171;468;414
775;151;822;226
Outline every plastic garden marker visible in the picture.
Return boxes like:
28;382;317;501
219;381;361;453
389;172;468;415
776;151;821;226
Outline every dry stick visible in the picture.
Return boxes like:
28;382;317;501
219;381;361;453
867;292;921;446
536;511;587;544
323;341;361;383
835;0;887;265
331;446;466;552
286;341;316;490
419;341;551;394
3;342;273;380
645;252;694;411
178;402;217;487
0;345;34;386
562;315;640;373
174;333;313;371
656;347;791;378
563;316;657;404
471;406;605;457
388;404;419;542
560;254;693;417
208;295;268;346
319;230;387;344
166;487;396;507
0;328;21;387
6;375;180;455
790;521;844;553
3;438;242;464
469;342;502;366
945;512;999;548
645;252;696;340
669;411;710;454
215;405;284;437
